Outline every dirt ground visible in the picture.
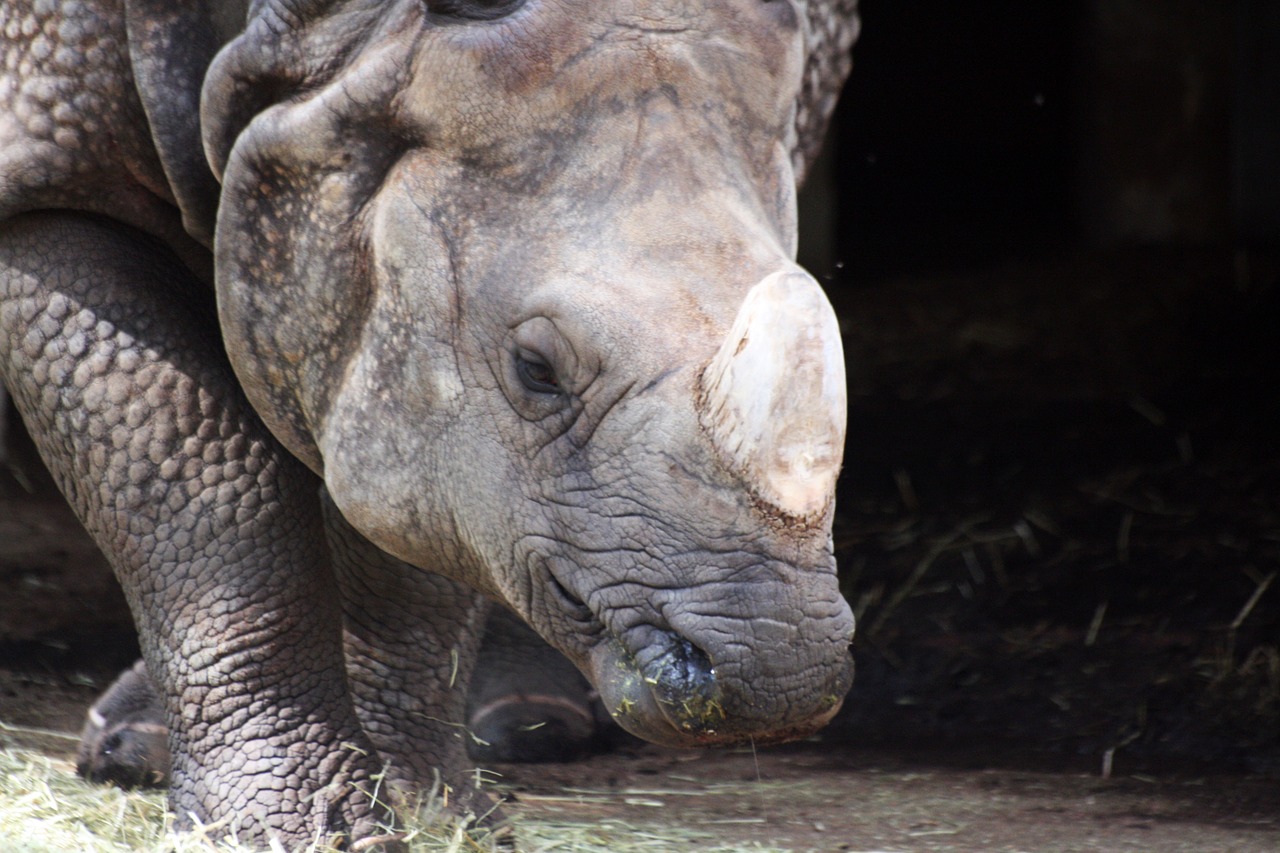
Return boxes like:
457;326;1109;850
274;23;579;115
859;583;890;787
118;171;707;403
2;246;1278;851
496;742;1280;852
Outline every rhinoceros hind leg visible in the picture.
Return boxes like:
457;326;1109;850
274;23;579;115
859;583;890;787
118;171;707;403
76;659;170;789
467;609;611;764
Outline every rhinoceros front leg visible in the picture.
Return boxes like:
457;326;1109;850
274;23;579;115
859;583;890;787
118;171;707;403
0;212;400;849
318;489;501;824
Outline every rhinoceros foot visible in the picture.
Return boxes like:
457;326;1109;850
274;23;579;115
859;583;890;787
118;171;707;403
76;659;169;790
466;609;610;764
81;622;611;788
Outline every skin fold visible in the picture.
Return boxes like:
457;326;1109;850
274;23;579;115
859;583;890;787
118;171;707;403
0;0;860;848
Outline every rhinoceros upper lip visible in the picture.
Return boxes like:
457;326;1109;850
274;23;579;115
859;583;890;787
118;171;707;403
587;632;855;750
587;636;731;748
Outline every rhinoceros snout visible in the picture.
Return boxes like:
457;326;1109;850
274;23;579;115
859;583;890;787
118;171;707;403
588;615;854;748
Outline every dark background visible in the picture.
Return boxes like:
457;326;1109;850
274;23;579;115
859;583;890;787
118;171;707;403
802;0;1280;770
806;0;1262;273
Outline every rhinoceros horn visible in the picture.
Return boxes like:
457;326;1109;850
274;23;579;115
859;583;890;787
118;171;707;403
698;269;847;520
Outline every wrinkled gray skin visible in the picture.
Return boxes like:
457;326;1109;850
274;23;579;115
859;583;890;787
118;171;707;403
0;0;859;848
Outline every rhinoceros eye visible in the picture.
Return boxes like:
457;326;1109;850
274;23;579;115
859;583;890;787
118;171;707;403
515;351;561;395
424;0;525;20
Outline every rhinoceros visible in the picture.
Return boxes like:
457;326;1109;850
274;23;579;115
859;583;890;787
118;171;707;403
0;0;859;848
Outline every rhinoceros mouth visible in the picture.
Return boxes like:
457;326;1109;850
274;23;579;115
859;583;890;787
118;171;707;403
540;561;602;637
534;559;721;746
537;556;850;748
586;635;847;749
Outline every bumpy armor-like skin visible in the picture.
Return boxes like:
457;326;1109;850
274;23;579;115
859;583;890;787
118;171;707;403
1;1;859;848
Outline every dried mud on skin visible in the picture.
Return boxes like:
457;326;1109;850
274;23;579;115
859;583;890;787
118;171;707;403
1;246;1278;851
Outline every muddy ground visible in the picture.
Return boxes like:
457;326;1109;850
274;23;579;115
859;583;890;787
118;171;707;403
2;246;1278;851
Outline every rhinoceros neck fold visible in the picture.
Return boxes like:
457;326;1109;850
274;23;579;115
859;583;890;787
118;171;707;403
698;269;847;520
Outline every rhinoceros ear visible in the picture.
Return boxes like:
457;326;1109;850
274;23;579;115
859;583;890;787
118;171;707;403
123;0;243;248
201;3;423;475
792;0;860;185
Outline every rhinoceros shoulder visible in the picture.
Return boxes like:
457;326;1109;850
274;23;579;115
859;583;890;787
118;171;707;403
0;0;230;276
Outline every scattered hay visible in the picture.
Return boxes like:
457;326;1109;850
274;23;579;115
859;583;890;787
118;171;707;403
0;738;790;853
0;744;178;853
0;736;486;853
518;819;791;852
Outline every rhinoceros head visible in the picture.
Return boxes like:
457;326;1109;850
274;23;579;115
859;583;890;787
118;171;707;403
205;0;856;747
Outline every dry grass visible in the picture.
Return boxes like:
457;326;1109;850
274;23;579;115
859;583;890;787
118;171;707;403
0;731;786;853
1;743;194;853
0;715;483;853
